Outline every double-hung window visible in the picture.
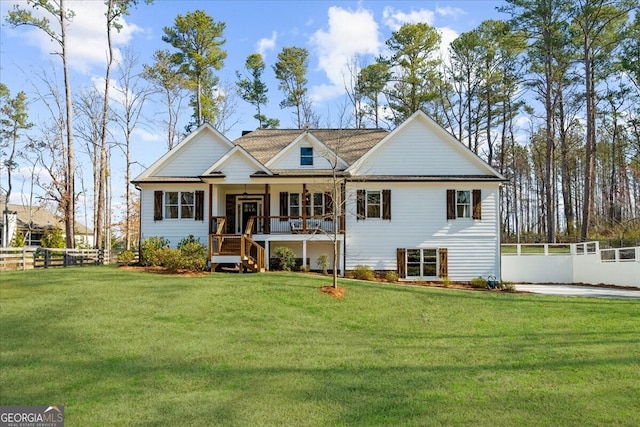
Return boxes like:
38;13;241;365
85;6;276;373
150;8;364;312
300;147;313;166
289;193;301;217
356;189;391;220
447;189;481;220
367;191;381;218
165;191;194;219
288;192;329;217
456;190;470;218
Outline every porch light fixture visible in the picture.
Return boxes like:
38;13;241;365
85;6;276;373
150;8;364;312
240;185;250;200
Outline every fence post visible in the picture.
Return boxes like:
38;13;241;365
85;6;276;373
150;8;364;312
22;247;26;271
44;249;49;268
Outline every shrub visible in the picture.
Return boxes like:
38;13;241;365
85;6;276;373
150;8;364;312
178;240;207;271
441;276;451;287
40;227;65;248
501;281;516;292
140;236;169;266
385;271;398;282
470;276;487;289
10;230;25;247
316;254;329;275
300;265;310;273
177;234;199;249
117;250;136;266
273;246;296;271
353;264;374;281
157;248;183;272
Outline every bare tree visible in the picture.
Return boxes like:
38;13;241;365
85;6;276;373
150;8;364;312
112;48;150;250
7;0;77;247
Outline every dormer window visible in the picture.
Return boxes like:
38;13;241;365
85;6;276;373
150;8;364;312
300;147;313;166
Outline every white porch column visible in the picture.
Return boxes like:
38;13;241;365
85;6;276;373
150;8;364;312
302;240;307;268
265;241;270;271
339;239;344;276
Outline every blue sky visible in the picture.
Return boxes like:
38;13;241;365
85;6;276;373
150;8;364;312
0;0;506;216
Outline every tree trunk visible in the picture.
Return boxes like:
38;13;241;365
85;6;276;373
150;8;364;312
61;0;75;248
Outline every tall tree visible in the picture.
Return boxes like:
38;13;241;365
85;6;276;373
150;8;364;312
0;84;33;247
142;50;186;150
570;0;634;240
113;48;150;250
96;0;151;251
273;46;309;129
448;29;484;149
380;22;442;124
162;9;227;131
502;0;572;243
7;0;77;247
236;53;279;129
357;62;390;128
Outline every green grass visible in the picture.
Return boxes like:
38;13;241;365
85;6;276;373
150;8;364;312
1;266;639;426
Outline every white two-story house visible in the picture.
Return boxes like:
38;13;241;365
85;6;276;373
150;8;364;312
133;111;507;281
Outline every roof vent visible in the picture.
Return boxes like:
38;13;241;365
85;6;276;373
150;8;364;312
241;130;253;136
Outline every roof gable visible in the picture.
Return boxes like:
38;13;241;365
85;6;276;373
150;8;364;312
264;132;349;170
347;111;506;179
233;128;388;166
133;123;235;180
201;145;271;178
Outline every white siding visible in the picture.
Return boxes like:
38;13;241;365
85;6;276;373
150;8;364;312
155;131;231;177
344;182;501;280
218;151;262;183
268;137;337;170
352;119;487;176
139;183;209;247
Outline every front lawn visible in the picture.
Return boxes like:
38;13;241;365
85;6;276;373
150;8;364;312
1;266;639;426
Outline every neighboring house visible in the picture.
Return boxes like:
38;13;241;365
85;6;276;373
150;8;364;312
133;111;507;281
0;202;94;247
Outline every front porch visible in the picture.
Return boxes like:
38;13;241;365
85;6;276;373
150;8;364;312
208;215;344;273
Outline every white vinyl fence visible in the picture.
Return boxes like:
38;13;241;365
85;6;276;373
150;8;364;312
501;242;640;288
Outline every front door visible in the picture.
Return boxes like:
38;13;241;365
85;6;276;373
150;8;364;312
241;201;258;233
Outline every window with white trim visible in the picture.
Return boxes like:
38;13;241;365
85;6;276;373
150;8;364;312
165;191;195;219
456;190;471;218
367;190;381;218
406;248;438;278
300;147;313;166
289;192;329;216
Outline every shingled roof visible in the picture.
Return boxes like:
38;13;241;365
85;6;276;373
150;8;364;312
232;128;390;165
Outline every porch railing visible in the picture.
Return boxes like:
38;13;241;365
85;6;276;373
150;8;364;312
248;215;344;235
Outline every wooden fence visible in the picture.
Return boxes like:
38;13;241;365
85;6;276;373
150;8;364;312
0;247;106;271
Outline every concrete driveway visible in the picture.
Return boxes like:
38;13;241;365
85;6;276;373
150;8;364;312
515;284;640;299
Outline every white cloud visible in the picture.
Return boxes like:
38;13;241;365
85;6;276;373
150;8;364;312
382;6;435;31
5;0;144;74
257;31;277;58
310;6;380;102
435;6;466;19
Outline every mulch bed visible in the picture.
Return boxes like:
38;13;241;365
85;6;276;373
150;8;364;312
320;285;345;298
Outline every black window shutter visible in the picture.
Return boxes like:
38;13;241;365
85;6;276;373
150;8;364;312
382;189;391;220
397;248;406;279
356;189;366;220
279;192;288;221
438;248;448;278
446;189;456;220
154;191;163;221
195;190;205;221
472;189;482;220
